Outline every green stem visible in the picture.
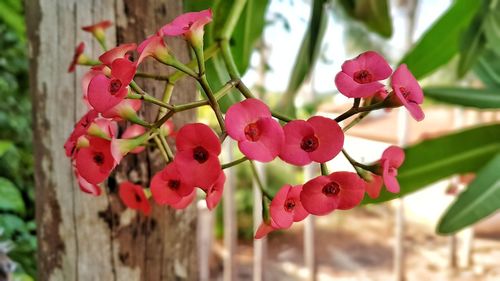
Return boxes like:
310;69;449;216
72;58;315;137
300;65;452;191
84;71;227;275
153;135;171;163
158;83;175;119
174;79;237;112
129;82;174;110
198;75;226;132
219;40;241;79
320;163;329;176
334;101;385;123
169;44;219;83
221;156;248;169
192;44;205;76
158;134;174;160
249;161;273;201
341;149;377;173
272;111;293;123
135;72;170;81
219;0;248;40
343;111;370;132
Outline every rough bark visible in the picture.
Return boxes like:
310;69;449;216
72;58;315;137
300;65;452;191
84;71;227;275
26;0;197;280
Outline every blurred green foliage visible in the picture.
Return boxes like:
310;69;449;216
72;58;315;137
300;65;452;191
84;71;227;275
0;1;37;279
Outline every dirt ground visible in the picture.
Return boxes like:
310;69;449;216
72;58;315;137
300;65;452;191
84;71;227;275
211;205;500;281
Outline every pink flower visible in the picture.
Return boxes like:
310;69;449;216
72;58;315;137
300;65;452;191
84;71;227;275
86;117;118;139
64;110;98;157
137;35;171;65
334;51;392;98
68;42;86;73
300;172;365;215
118;181;151;215
174;123;222;189
270;184;308;229
225;99;284;162
121;125;146;154
205;171;226;210
75;170;102;196
98;43;137;67
362;172;383;199
160;9;212;38
380;146;405;193
390;64;425;121
87;58;136;113
82;20;112;34
150;162;195;206
75;137;116;184
279;116;344;166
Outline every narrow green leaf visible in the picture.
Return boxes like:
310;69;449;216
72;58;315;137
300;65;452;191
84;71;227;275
400;0;482;79
484;0;500;56
0;1;25;36
474;50;500;87
339;0;392;38
424;87;500;109
457;5;487;78
276;0;328;116
363;124;500;204
437;153;500;234
0;177;25;213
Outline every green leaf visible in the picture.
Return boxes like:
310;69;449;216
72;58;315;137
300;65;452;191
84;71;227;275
437;153;500;234
230;0;269;74
0;140;13;157
276;0;328;116
400;0;482;79
363;124;500;204
424;87;500;109
338;0;392;38
0;177;24;213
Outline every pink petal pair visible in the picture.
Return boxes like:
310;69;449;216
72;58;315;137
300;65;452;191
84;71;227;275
151;162;195;207
335;51;392;98
280;116;344;166
300;172;365;216
137;35;170;65
225;99;284;162
87;58;136;113
362;146;405;198
205;171;226;210
68;42;86;73
75;137;116;184
270;184;308;229
174;123;222;189
160;9;212;38
118;182;151;215
391;64;425;121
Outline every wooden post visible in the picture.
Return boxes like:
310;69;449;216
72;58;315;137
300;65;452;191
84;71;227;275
253;162;267;281
223;140;237;281
26;1;198;280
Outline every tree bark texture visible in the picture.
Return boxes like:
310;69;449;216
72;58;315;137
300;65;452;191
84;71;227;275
26;1;197;280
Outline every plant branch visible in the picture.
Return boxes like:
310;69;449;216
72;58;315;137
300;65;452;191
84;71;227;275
221;156;248;169
249;161;273;201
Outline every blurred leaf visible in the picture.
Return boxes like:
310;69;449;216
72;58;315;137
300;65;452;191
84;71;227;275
424;87;500;109
364;124;500;204
484;0;500;56
0;140;13;157
401;0;482;79
438;153;500;234
0;177;24;213
457;4;487;78
0;1;25;37
276;0;328;116
0;214;26;237
474;50;500;87
338;0;392;38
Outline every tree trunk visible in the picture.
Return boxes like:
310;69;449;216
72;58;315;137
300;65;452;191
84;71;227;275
26;1;197;280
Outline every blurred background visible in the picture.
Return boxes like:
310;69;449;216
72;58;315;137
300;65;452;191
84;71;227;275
2;0;500;280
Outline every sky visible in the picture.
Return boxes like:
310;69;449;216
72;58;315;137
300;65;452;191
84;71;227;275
242;0;452;94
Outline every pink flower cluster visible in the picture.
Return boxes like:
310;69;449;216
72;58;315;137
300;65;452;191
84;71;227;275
65;9;424;238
